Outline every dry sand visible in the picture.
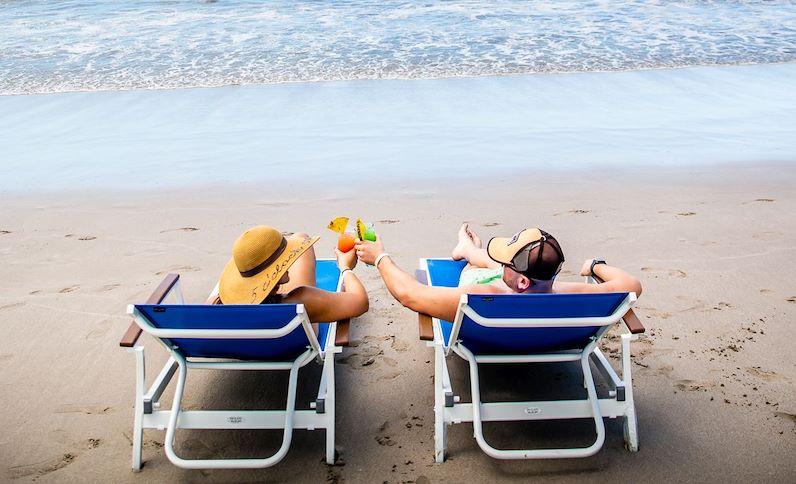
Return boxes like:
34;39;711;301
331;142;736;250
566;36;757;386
0;163;794;482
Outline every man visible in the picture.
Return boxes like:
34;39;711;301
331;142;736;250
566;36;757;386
355;224;641;322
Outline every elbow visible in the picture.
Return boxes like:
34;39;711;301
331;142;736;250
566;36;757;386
392;285;417;312
630;278;643;297
356;297;369;318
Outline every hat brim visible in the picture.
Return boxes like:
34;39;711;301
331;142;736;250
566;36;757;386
219;235;320;304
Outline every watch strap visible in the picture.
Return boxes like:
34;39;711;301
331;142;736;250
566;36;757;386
590;259;606;278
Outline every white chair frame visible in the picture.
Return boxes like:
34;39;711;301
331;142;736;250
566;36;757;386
124;277;342;470
422;259;640;462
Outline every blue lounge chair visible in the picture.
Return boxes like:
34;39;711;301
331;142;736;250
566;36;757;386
119;259;349;470
416;258;645;462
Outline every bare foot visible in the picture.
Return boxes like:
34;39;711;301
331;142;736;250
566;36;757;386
452;223;482;260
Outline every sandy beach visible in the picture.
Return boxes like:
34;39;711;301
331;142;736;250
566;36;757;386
4;0;796;480
0;160;794;482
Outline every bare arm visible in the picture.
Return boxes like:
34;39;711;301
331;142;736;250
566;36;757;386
283;247;369;323
356;237;498;322
553;259;643;296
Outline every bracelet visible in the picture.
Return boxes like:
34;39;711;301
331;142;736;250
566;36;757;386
340;268;354;278
374;252;391;268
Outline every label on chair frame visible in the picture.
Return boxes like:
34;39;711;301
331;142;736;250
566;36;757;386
524;407;542;415
228;416;244;424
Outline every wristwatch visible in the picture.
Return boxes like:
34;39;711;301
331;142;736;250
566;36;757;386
590;259;606;277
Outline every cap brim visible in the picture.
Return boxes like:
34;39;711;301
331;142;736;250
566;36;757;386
219;235;319;304
486;236;514;265
486;228;544;266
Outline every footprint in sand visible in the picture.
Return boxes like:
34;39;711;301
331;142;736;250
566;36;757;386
0;302;26;310
155;265;200;275
377;370;403;381
677;212;696;216
389;335;408;352
337;347;384;368
339;335;392;367
121;431;164;449
377;219;400;224
747;198;775;204
6;453;77;479
483;222;502;226
786;296;796;303
775;412;796;424
54;404;113;415
375;420;397;446
0;230;11;235
78;235;96;241
100;283;121;292
59;285;80;294
569;209;590;214
640;267;687;278
674;379;715;392
85;321;112;340
160;227;199;233
745;367;782;382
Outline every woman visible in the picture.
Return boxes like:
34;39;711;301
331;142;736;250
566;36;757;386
217;225;368;322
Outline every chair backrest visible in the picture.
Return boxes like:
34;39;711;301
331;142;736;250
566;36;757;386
134;304;314;361
455;293;629;354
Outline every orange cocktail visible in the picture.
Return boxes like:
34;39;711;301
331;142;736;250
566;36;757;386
337;232;355;252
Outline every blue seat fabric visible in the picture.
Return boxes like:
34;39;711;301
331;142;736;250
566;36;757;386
136;260;340;361
425;259;626;354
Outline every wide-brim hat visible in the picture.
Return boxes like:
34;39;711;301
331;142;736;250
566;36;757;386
219;226;319;304
487;227;564;280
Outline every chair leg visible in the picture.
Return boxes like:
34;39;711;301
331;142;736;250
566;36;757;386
434;341;447;463
620;334;639;451
324;351;336;465
131;346;145;471
624;408;639;451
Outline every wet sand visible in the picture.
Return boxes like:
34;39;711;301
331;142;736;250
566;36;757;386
0;163;794;482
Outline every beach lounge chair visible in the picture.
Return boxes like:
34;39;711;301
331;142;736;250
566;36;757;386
118;259;349;470
416;258;645;462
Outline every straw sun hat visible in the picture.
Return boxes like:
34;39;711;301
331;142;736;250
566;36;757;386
219;226;319;304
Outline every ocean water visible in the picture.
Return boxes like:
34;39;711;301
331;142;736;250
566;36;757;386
2;0;796;95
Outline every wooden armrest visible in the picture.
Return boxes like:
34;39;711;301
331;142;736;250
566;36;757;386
119;273;180;348
335;319;350;346
415;269;434;341
622;308;645;334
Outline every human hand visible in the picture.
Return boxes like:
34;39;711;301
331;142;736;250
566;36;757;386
580;259;595;277
355;236;385;266
336;246;358;271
